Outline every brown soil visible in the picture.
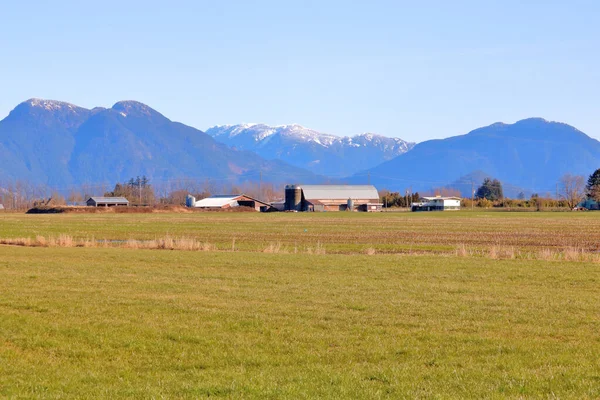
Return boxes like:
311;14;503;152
26;205;258;214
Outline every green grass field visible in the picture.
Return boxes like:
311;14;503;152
1;211;599;398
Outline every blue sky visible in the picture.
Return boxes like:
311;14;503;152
0;1;598;142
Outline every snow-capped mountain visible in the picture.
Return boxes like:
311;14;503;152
206;124;415;177
0;99;321;187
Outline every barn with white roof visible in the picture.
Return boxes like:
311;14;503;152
284;185;381;212
186;194;271;212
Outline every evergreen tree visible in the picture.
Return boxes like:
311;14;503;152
491;178;503;200
586;168;600;202
476;178;503;201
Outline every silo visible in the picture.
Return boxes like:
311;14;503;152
285;185;302;211
347;198;354;211
185;195;196;208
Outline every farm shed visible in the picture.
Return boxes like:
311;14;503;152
270;200;286;211
284;185;381;212
578;198;599;210
187;194;271;212
86;197;129;207
411;196;461;212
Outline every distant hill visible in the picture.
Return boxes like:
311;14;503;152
353;118;600;194
206;124;414;177
0;99;321;188
442;171;530;199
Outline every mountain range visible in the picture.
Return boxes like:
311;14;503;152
352;118;600;196
1;98;599;198
0;99;321;188
206;124;414;177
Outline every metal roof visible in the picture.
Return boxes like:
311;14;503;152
88;197;129;204
194;195;239;208
301;185;379;200
421;196;462;201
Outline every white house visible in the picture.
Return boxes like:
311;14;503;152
411;196;461;212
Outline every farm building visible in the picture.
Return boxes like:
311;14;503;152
269;200;286;211
86;197;129;207
578;198;599;210
411;196;461;212
284;185;382;212
186;194;271;212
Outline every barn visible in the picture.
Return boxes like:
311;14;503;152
186;194;271;212
86;197;129;207
284;185;381;212
411;196;461;211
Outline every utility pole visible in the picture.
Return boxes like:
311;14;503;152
368;171;371;185
259;170;262;196
471;181;474;211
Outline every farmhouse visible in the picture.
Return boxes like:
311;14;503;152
284;185;381;212
186;194;271;212
86;197;129;207
411;196;461;212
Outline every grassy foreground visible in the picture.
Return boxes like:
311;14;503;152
1;245;599;398
2;210;600;253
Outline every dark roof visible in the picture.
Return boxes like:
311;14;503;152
236;194;270;206
87;197;129;204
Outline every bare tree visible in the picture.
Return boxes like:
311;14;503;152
559;174;586;209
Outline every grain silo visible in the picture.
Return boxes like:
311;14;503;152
185;195;196;207
285;185;302;211
347;198;354;211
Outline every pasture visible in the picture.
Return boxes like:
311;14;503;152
1;211;599;398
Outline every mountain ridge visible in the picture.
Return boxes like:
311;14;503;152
0;99;322;188
206;123;415;177
352;118;600;195
1;98;597;198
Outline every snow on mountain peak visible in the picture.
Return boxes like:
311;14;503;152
111;101;166;120
206;123;415;152
204;123;417;177
25;98;82;112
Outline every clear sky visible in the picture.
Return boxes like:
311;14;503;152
0;0;598;142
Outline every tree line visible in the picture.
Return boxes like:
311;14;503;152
3;169;600;211
0;177;283;210
378;168;600;210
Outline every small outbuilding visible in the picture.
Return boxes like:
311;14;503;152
411;196;461;211
578;198;599;210
187;194;271;212
86;197;129;207
0;204;4;211
269;200;286;211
